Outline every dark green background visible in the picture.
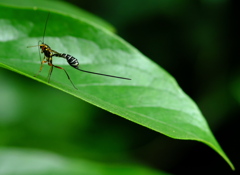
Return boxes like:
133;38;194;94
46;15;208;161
0;0;238;174
62;0;239;173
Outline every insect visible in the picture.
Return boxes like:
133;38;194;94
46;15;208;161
28;13;131;89
54;53;131;80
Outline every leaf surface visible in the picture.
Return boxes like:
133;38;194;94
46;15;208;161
0;3;234;170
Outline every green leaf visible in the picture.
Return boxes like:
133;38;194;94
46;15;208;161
0;0;115;32
0;148;170;175
0;3;234;170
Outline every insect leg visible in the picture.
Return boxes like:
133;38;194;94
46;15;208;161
47;63;54;83
48;63;78;90
34;59;47;77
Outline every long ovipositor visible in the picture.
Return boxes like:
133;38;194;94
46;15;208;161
28;12;131;90
54;53;131;80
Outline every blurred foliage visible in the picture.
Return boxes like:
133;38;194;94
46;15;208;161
0;0;239;174
0;0;115;32
0;148;171;175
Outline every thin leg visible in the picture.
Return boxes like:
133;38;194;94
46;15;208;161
47;63;53;83
48;63;78;90
34;60;47;77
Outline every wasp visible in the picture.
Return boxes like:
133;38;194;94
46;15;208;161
28;13;131;90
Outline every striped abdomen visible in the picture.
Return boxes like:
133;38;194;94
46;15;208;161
61;53;79;68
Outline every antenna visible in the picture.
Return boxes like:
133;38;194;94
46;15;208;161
42;12;50;43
